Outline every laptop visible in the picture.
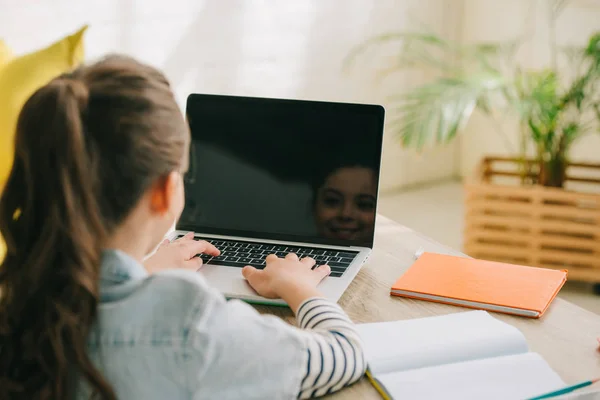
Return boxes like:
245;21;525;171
168;93;385;305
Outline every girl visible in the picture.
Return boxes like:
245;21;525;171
312;150;377;245
0;55;366;399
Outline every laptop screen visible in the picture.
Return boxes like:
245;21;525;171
179;94;385;248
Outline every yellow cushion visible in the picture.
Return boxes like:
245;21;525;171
0;25;87;262
0;40;13;66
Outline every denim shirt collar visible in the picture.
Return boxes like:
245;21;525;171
100;249;148;284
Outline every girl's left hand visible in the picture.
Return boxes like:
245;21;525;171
143;232;220;274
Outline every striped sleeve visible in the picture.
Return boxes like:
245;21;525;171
294;297;367;399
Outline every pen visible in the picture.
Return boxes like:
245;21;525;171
414;247;425;260
527;377;600;400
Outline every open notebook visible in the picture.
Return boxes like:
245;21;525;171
356;311;566;400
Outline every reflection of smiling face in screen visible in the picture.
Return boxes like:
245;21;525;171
314;166;376;243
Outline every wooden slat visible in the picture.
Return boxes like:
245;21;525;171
483;156;600;171
465;182;540;199
466;227;599;250
464;230;533;246
465;214;533;230
466;199;535;215
483;156;600;170
463;243;534;260
568;161;600;169
465;212;534;225
537;249;600;267
465;157;600;282
467;214;600;236
488;170;600;185
538;189;600;205
537;263;600;281
466;200;600;221
466;202;600;222
538;236;599;251
537;204;600;222
537;219;600;236
466;242;599;265
466;182;600;205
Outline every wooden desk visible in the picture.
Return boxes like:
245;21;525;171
256;215;600;399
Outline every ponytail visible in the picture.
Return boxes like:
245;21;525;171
0;54;187;400
0;77;116;399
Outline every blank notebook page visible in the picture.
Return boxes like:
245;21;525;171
355;311;528;375
378;352;565;400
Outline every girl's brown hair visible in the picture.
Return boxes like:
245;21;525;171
0;55;189;399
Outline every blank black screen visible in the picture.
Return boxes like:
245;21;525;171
178;94;384;248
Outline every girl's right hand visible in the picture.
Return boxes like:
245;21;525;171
242;253;331;312
143;232;220;274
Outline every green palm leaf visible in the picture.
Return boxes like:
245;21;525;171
387;72;507;150
344;32;520;79
343;32;453;74
342;9;600;184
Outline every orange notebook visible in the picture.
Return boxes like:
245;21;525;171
391;252;568;318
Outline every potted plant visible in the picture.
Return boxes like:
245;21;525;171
345;4;600;280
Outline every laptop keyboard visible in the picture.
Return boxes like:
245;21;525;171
177;235;358;277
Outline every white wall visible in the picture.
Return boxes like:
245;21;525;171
459;0;600;179
0;0;462;191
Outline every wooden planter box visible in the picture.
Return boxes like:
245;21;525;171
464;157;600;282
